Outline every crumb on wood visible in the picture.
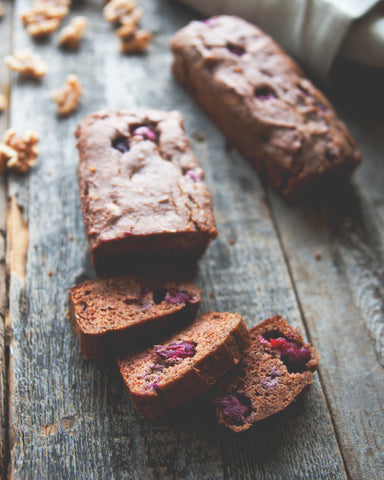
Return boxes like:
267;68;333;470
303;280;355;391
209;290;214;298
58;16;89;49
192;131;206;142
0;94;7;113
52;74;82;115
48;270;53;276
228;238;236;246
225;139;234;152
315;250;322;261
5;49;48;78
21;0;69;37
89;166;97;173
0;129;39;173
120;29;151;53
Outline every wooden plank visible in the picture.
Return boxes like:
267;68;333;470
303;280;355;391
7;0;347;478
0;0;12;477
268;113;384;480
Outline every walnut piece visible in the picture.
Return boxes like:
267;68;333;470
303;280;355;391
120;29;151;53
0;94;6;112
58;16;89;49
103;0;140;25
0;129;39;173
21;1;69;37
5;50;48;78
52;74;82;115
115;21;136;38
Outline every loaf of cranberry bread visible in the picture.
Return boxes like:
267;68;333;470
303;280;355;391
75;109;217;272
170;16;361;200
118;311;250;418
68;274;201;358
213;315;319;433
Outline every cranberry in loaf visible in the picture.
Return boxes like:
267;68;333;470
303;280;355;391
170;16;361;200
118;312;250;418
68;274;201;358
213;315;319;433
75;109;217;273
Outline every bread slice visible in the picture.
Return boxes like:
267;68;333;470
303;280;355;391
213;315;320;433
118;311;250;418
68;274;201;358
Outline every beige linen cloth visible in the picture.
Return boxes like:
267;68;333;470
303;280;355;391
177;0;384;82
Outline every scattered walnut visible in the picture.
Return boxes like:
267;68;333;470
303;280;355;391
103;0;140;25
120;29;151;53
5;49;48;78
0;129;39;173
21;2;69;37
58;16;88;49
52;74;82;115
315;250;323;261
0;94;6;112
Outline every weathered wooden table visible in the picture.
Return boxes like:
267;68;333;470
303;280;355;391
0;0;383;478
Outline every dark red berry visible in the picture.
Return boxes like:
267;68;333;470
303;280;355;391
214;393;252;425
154;341;197;360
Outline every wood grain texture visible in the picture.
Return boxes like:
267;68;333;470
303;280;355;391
6;0;381;478
0;0;12;477
268;113;384;480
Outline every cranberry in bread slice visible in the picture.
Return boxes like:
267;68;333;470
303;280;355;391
68;274;201;358
118;311;250;418
213;315;319;433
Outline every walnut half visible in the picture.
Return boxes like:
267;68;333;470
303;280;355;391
52;74;82;115
5;50;48;79
58;16;89;49
21;1;69;37
0;129;39;173
119;29;151;53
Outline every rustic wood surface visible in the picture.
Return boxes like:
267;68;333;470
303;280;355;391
1;0;383;478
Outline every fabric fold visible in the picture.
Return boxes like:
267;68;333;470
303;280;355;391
177;0;384;81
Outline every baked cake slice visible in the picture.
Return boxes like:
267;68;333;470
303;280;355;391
213;315;319;433
68;274;201;358
118;311;250;418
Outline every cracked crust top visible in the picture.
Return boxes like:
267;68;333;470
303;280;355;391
75;109;217;269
